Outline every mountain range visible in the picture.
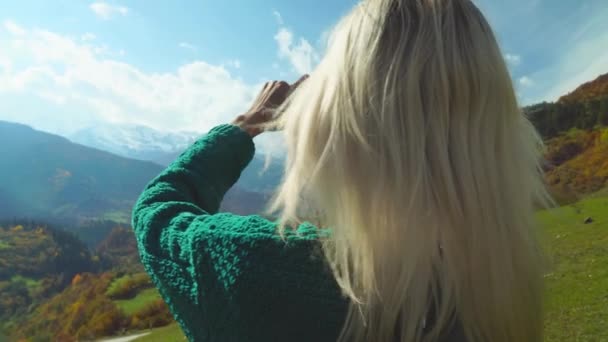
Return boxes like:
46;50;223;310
69;124;201;166
0;121;271;229
69;123;285;194
0;121;162;223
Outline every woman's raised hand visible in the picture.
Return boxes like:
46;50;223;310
231;75;308;137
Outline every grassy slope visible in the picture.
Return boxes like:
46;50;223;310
114;288;162;316
106;273;148;297
538;194;608;341
132;194;608;342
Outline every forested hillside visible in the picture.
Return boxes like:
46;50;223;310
527;73;608;140
0;121;163;223
526;72;608;203
0;221;99;331
0;221;173;341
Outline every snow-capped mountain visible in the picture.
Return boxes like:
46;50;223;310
69;123;285;194
69;123;201;165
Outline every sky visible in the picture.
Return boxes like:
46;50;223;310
0;0;607;153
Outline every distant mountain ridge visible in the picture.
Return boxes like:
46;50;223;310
69;123;200;166
0;121;269;226
0;120;163;223
69;123;286;194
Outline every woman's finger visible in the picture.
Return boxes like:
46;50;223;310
266;82;290;106
290;74;309;90
274;81;291;96
286;74;309;97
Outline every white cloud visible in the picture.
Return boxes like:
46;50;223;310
81;32;96;41
3;20;25;35
90;2;129;20
519;76;535;87
0;22;275;151
179;42;197;51
504;53;521;66
271;10;323;76
272;10;284;25
274;28;319;75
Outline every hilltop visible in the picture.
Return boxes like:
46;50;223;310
558;73;608;104
526;72;608;138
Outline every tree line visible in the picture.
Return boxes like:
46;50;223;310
526;96;608;139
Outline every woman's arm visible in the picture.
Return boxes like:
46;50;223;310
130;76;334;341
131;123;284;340
130;122;346;341
132;76;308;294
131;123;255;262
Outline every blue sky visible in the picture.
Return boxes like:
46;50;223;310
0;0;607;153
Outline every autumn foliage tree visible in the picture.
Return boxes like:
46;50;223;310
13;272;129;341
129;299;174;331
0;221;98;329
543;128;608;204
105;272;153;300
559;73;608;104
96;226;143;274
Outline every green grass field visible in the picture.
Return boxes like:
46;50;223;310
130;194;608;341
106;273;150;298
105;274;132;297
538;195;608;341
114;288;162;316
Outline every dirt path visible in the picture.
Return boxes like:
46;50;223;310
96;332;150;342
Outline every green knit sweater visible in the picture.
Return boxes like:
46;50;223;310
132;124;349;341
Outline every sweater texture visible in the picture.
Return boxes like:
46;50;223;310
132;124;349;342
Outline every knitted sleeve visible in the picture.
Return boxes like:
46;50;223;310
132;124;257;264
131;124;348;341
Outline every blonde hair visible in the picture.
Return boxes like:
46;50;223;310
265;0;552;341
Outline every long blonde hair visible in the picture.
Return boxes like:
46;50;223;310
265;0;552;341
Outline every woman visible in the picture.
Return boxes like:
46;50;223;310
132;0;551;341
